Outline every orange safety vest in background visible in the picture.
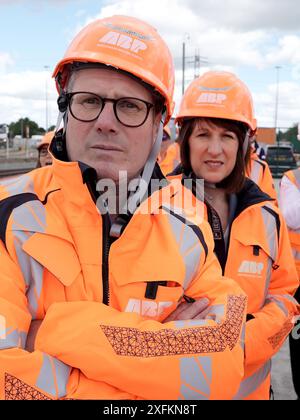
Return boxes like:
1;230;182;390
169;174;299;400
284;169;300;277
247;152;278;204
0;158;247;400
159;142;180;177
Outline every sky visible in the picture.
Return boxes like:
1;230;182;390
1;0;300;131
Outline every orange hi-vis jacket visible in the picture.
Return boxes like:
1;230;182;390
159;142;181;177
247;152;278;204
282;169;300;278
0;157;247;400
169;173;299;400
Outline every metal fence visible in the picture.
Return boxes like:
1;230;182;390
0;138;38;177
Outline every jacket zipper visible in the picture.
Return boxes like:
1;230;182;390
102;213;111;305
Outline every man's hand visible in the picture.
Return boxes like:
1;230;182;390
25;320;43;352
163;297;210;323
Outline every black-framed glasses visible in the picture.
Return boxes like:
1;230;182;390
66;92;154;128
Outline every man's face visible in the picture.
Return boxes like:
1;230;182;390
65;68;161;183
39;145;52;167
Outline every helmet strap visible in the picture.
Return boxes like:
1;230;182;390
243;130;251;158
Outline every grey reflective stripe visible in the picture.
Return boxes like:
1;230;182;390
26;260;44;317
21;331;27;348
166;212;202;290
250;160;261;184
290;226;300;260
35;354;71;398
291;169;300;189
292;249;300;261
180;356;211;400
165;209;184;244
175;319;210;328
12;200;46;232
265;295;289;316
14;231;34;288
163;204;187;220
14;231;44;317
1;174;34;196
0;329;27;350
233;360;271;400
12;201;46;318
265;294;298;315
203;304;224;324
240;323;246;352
261;258;273;307
183;246;202;289
282;294;299;305
260;206;278;307
261;206;278;262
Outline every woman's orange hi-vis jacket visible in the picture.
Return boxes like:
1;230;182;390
281;169;300;277
169;172;299;400
0;156;247;400
247;152;278;204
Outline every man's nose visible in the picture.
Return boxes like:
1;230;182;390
94;102;118;133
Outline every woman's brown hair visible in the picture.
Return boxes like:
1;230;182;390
179;117;252;194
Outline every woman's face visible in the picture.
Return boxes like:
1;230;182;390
188;119;239;183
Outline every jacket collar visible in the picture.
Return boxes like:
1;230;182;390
173;164;274;217
235;178;274;217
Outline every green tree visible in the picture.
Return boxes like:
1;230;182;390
9;118;45;138
278;124;300;153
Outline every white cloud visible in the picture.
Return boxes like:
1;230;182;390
76;0;300;128
80;0;289;71
254;81;300;128
266;35;300;66
0;52;14;73
2;0;300;128
0;70;58;127
183;0;300;31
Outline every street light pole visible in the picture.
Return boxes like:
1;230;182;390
44;65;50;132
274;65;281;177
274;65;281;144
182;33;190;95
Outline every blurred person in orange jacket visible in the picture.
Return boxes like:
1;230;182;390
169;71;299;400
157;125;173;175
280;168;300;399
158;125;181;176
36;131;54;168
247;136;278;204
0;17;247;400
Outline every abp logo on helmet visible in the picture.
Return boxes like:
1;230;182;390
196;92;227;105
98;31;148;54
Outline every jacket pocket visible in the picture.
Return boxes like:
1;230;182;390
110;276;184;322
227;237;276;313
